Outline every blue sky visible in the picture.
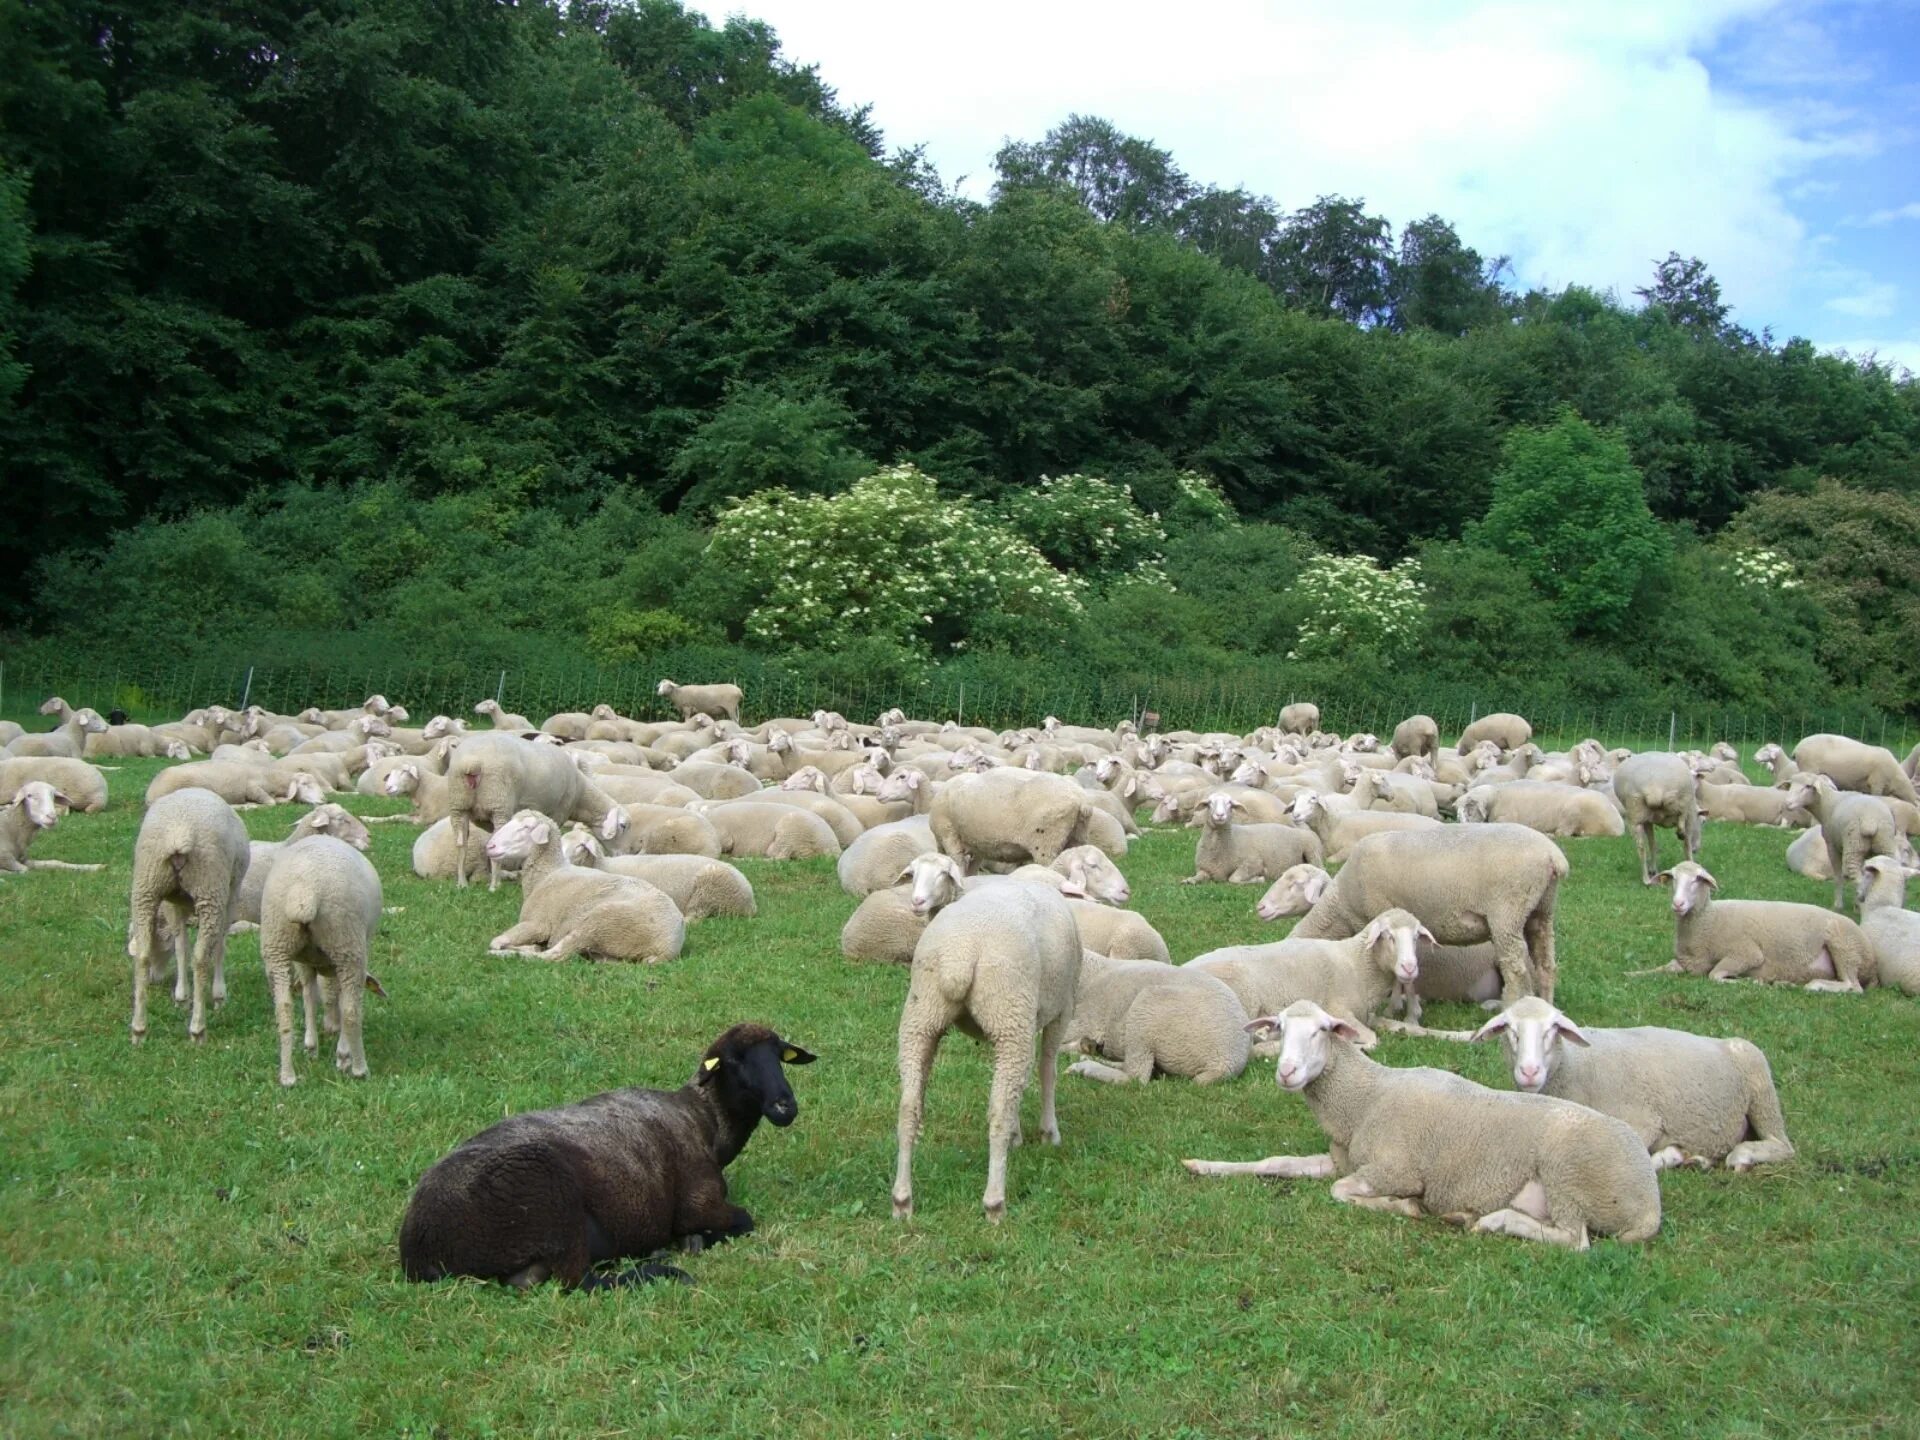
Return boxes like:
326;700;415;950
739;0;1920;372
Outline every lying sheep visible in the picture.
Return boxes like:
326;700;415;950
484;810;685;964
1788;774;1903;911
1289;792;1441;865
1185;909;1429;1029
473;698;534;731
1787;824;1919;882
1612;752;1701;885
1256;863;1333;921
1857;857;1920;996
1058;952;1251;1085
261;833;383;1086
657;678;744;724
1641;861;1873;992
0;781;104;875
0;757;109;814
839;817;937;897
1470;998;1794;1171
146;762;327;810
1698;780;1808;828
369;762;452;825
668;762;762;801
1182;792;1323;884
929;768;1096;872
1792;733;1919;805
399;1023;814;1289
228;804;372;931
615;802;724;858
6;703;109;759
1068;903;1172;965
86;723;190;760
128;789;251;1046
694;801;841;861
1454;712;1532;755
1458;781;1625;838
988;844;1131;905
891;869;1082;1221
1183;1001;1661;1249
560;829;757;921
412;817;494;882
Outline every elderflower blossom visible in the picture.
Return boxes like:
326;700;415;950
1286;553;1427;661
998;473;1172;592
1729;547;1802;591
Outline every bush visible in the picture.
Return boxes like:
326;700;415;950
1286;551;1426;662
997;472;1169;590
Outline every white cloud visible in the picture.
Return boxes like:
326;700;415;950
1818;338;1920;376
1825;282;1899;318
1864;201;1920;224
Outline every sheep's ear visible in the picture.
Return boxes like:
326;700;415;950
364;972;388;999
1417;924;1438;946
1468;1014;1512;1043
310;809;334;829
895;864;917;885
1696;867;1719;890
1058;858;1089;899
1328;1015;1376;1046
1553;1017;1592;1048
779;1043;817;1065
697;1054;722;1084
1244;1015;1282;1040
1654;870;1674;887
50;790;74;811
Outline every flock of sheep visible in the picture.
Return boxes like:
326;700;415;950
4;683;1919;1282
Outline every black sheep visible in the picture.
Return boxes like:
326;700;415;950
398;1022;816;1289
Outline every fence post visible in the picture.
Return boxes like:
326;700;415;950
240;666;255;711
496;670;507;707
1668;711;1676;751
958;683;964;729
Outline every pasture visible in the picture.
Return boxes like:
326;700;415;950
3;754;1917;1438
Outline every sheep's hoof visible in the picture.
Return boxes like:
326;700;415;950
304;1040;319;1056
129;1028;146;1046
189;1030;206;1046
891;1194;913;1220
279;1073;298;1088
982;1200;1006;1224
1438;1211;1477;1228
1038;1125;1061;1146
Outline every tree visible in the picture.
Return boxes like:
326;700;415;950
1389;214;1510;335
1176;186;1281;284
1269;195;1394;325
993;114;1192;230
1635;252;1729;336
666;384;872;513
1471;410;1669;636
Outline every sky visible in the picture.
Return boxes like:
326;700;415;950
733;0;1920;373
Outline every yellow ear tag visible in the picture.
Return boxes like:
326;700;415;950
703;1056;720;1071
782;1048;798;1062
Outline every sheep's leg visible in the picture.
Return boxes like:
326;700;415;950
1066;1058;1134;1084
187;899;226;1043
270;962;300;1087
1524;901;1557;1003
454;813;471;889
1708;952;1763;982
300;965;320;1055
334;976;368;1079
488;921;545;954
1183;1154;1335;1179
165;900;191;1003
1725;1136;1794;1170
488;854;504;893
534;931;587;964
1331;1169;1424;1218
1634;823;1658;885
891;1019;943;1220
1473;1208;1590;1250
577;1262;691;1289
1035;1017;1067;1144
1491;930;1534;1005
319;972;341;1036
1723;1043;1793;1170
981;1030;1035;1222
128;907;154;1045
1626;960;1684;977
25;859;105;871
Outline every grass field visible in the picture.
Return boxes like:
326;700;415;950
4;755;1918;1438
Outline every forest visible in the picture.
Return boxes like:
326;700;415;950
3;0;1916;719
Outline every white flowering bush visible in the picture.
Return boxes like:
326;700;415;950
1286;552;1426;661
1729;547;1802;590
1170;469;1236;527
705;464;1085;653
998;473;1171;590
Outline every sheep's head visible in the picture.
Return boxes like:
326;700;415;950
693;1022;816;1128
382;763;422;798
422;715;461;740
1658;861;1718;917
1360;909;1431;984
592;704;618;720
1043;715;1062;735
350;715;390;739
843;763;884;796
283;773;329;806
9;781;71;830
1149;790;1183;825
302;803;372;853
163;740;193;761
76;708;109;735
38;696;69;718
599;806;629;845
1859;855;1920;905
386;705;410;723
1093;755;1120;784
296;708;324;725
876;770;924;804
725;738;753;766
1754;743;1785;767
560;826;606;867
1457;792;1490;825
363;694;391;715
1228;760;1267;790
1785;773;1831;813
657;679;678;697
768;730;794;755
1247;1001;1376;1092
1348;733;1379;754
903;852;966;917
531;731;565;746
1053;845;1130;905
1257;864;1331;921
1470;996;1590;1092
485;809;558;864
1203;791;1243;828
1287;791;1324;826
781;766;828;793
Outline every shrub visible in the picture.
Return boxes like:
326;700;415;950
1286;551;1426;662
998;473;1169;589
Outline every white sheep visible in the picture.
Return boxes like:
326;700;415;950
128;789;251;1046
146;762;328;810
0;781;104;875
928;768;1097;872
1457;781;1625;838
1057;951;1251;1085
5;701;108;759
1255;863;1333;921
0;757;109;814
473;699;534;731
228;804;373;931
483;810;685;964
1639;861;1873;992
364;761;452;826
1185;909;1430;1029
261;833;384;1086
1278;702;1320;735
1390;714;1439;760
85;723;191;760
1788;774;1903;911
1857;857;1920;996
891;871;1081;1221
838;817;937;897
1454;713;1532;754
657;679;744;723
614;802;723;858
1469;997;1794;1171
694;801;842;860
1697;780;1808;828
1182;792;1324;884
1792;734;1919;805
1611;752;1701;885
446;734;625;889
558;829;757;921
1182;1001;1661;1249
411;817;494;882
1288;791;1440;864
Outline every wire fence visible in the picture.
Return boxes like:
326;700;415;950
3;654;1915;757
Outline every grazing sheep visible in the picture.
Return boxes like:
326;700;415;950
229;804;373;931
838;817;937;897
1641;861;1873;992
1291;824;1567;1004
1183;792;1324;884
1857;857;1920;996
1698;780;1808;828
1185;909;1430;1029
128;789;251;1046
1279;702;1321;736
657;679;744;724
484;810;686;964
1182;1001;1661;1250
1470;998;1794;1171
5;702;108;759
447;735;624;889
1289;791;1441;864
1454;713;1532;755
399;1023;814;1289
146;762;327;810
261;834;383;1086
560;830;757;921
0;781;104;874
1788;774;1903;911
1390;715;1439;761
695;802;841;861
0;757;109;814
473;699;534;731
1612;752;1701;885
1791;734;1919;805
929;768;1097;872
1256;864;1333;921
1059;952;1251;1085
1458;781;1625;838
891;875;1082;1221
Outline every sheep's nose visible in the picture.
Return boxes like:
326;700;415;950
1518;1065;1542;1086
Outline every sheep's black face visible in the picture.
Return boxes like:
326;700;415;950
701;1032;816;1128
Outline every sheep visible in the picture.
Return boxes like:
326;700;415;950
1182;792;1324;884
987;844;1132;905
559;830;757;921
260;833;383;1086
1858;857;1920;995
1278;702;1321;736
1182;1001;1661;1249
228;804;373;931
1256;863;1333;921
540;710;595;741
839;817;938;897
0;720;20;746
1791;734;1919;805
1390;714;1439;761
399;1023;814;1289
85;723;189;760
0;781;104;875
1467;998;1794;1171
666;761;762;802
412;818;494;882
1057;952;1251;1085
1068;903;1172;964
1753;742;1799;787
657;679;744;724
365;761;452;826
615;802;724;858
1348;768;1445;819
1611;751;1701;885
1291;824;1567;1004
127;789;251;1046
145;763;328;810
717;784;862;847
473;699;534;731
0;757;109;814
1185;909;1430;1029
1457;781;1625;838
694;802;841;861
446;735;624;889
1454;712;1532;754
1697;780;1808;828
1640;861;1873;992
590;772;702;809
1787;774;1903;911
928;768;1098;872
483;810;686;964
288;715;392;755
5;702;108;759
891;872;1082;1221
1289;791;1441;864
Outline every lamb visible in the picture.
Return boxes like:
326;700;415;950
446;734;625;889
0;757;109;814
1184;909;1430;1029
1182;792;1324;884
260;833;383;1086
127;788;251;1046
1791;734;1919;805
929;768;1098;872
1858;857;1920;995
1182;1001;1661;1249
1787;774;1903;911
891;873;1082;1221
5;702;108;759
1612;752;1701;885
559;830;757;921
838;817;938;897
1698;780;1808;828
1291;824;1567;1004
1457;781;1625;838
1289;791;1440;864
1641;860;1873;992
1454;712;1532;754
473;699;534;731
1279;702;1321;735
1469;997;1793;1171
657;679;744;724
483;810;686;964
694;802;841;861
1057;952;1251;1085
228;804;373;930
1390;714;1439;761
399;1024;814;1289
0;781;104;874
145;763;328;810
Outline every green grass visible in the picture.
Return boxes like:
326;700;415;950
3;757;1918;1438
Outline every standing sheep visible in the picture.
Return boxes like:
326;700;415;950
399;1024;815;1289
447;735;624;889
1612;752;1701;885
657;679;744;724
1454;713;1532;754
1057;953;1252;1086
1791;734;1919;805
261;834;383;1086
1788;774;1902;912
1390;715;1439;761
1642;861;1873;992
929;768;1096;872
1279;702;1321;736
128;789;251;1046
229;804;373;930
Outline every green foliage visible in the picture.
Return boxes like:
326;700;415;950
668;384;872;513
1473;410;1670;637
1285;552;1426;661
997;473;1168;588
585;607;718;663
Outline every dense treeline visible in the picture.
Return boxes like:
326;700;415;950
2;0;1916;715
